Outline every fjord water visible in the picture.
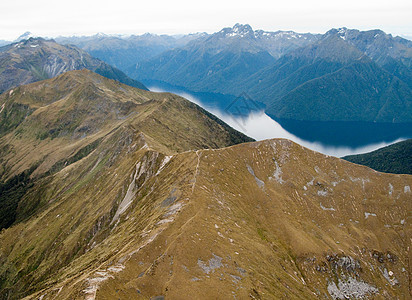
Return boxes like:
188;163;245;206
148;82;411;157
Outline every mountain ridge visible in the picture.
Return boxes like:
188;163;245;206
0;69;252;230
55;32;207;71
1;135;409;299
0;38;147;94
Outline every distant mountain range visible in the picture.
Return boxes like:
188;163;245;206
246;29;412;122
343;139;412;174
128;24;412;123
129;24;319;93
55;32;207;71
4;25;411;123
0;38;147;94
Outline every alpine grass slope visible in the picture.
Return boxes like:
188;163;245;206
0;70;410;299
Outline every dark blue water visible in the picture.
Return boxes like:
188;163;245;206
145;80;412;157
274;118;412;148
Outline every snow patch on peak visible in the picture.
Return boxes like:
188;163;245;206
233;23;253;32
95;32;108;38
338;27;348;34
15;31;38;42
225;23;254;38
336;28;349;40
327;27;351;40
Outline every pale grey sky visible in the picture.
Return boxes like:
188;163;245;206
0;0;411;40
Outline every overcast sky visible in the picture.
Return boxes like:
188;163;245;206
1;0;411;40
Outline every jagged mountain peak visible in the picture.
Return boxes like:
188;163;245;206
322;27;412;64
326;27;388;40
219;24;306;40
216;24;315;42
94;32;108;38
254;29;312;41
326;27;351;34
325;27;358;41
218;23;255;38
7;37;43;49
286;31;365;63
15;31;37;42
232;23;253;33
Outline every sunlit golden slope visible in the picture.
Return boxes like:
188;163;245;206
53;139;409;300
0;70;251;299
0;71;410;300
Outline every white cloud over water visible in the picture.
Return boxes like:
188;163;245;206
149;86;407;157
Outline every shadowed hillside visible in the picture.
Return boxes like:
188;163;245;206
343;139;412;174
